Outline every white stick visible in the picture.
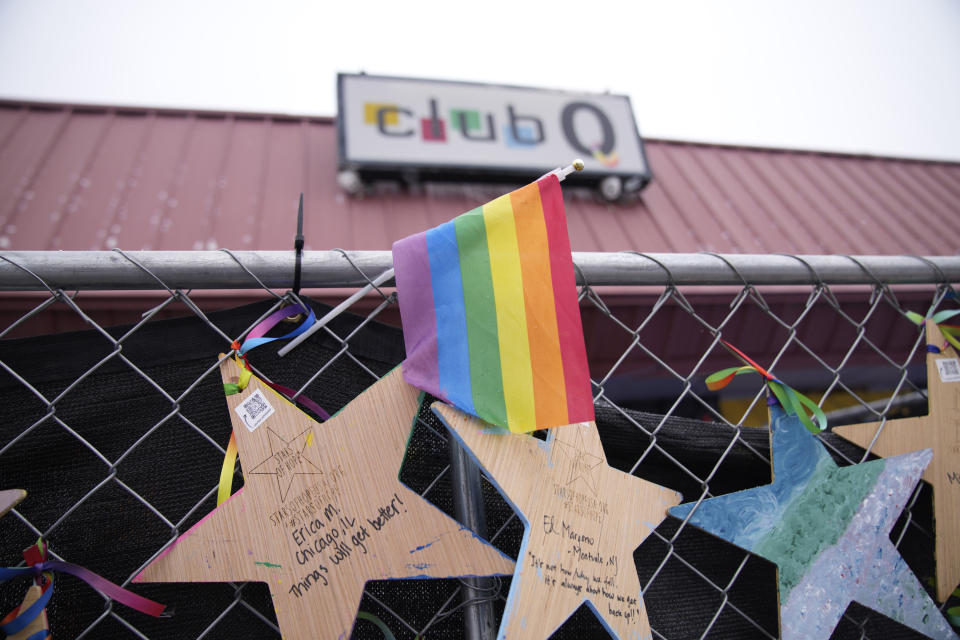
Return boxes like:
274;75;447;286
539;158;585;182
277;267;394;357
280;159;584;356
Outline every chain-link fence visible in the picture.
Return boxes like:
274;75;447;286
1;250;959;640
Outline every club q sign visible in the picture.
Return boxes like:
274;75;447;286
337;73;651;192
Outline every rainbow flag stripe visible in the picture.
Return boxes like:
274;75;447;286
393;175;593;432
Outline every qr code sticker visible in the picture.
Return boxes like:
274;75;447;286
936;358;960;383
235;388;275;432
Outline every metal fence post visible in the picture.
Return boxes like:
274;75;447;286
449;439;497;640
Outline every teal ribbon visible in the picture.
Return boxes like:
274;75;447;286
905;307;960;353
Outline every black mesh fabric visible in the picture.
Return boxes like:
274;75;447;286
0;299;943;639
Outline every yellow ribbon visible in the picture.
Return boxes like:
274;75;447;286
218;356;251;506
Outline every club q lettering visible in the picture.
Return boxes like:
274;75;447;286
338;74;651;192
365;97;618;162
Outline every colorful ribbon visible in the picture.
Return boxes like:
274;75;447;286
0;574;51;639
218;305;329;506
237;304;317;355
239;371;331;422
217;430;241;507
905;308;960;354
706;340;827;434
231;303;330;420
1;540;166;636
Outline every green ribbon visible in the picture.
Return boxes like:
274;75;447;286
942;584;960;627
905;307;960;353
706;341;827;434
356;611;397;640
948;585;960;627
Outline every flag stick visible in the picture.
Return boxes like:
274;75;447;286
540;158;585;181
278;160;584;357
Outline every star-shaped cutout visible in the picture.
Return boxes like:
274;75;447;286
135;360;514;639
834;320;960;602
434;403;681;640
669;404;957;640
248;427;322;502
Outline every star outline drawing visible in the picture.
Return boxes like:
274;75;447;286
553;427;604;495
248;425;322;502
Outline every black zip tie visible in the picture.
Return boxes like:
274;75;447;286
293;193;304;296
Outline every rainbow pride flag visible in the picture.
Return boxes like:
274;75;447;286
393;175;593;433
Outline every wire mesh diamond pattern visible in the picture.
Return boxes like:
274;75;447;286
0;249;957;639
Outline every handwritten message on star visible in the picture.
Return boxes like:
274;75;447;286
434;405;680;639
135;365;513;640
531;514;643;623
286;488;410;598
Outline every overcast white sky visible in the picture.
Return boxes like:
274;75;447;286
1;0;958;161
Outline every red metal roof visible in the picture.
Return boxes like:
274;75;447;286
1;100;959;254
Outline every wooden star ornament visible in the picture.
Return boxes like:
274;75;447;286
135;359;514;639
433;403;682;640
5;583;49;640
0;489;26;520
0;490;49;640
834;320;960;602
670;403;957;640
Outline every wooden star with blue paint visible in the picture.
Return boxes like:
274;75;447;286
433;403;682;640
135;360;514;639
669;403;957;640
835;320;960;602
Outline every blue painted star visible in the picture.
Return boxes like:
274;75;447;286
669;404;956;640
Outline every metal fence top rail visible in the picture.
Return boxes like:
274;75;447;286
1;250;959;291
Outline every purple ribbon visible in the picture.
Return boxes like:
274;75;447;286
1;541;166;630
239;304;316;354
